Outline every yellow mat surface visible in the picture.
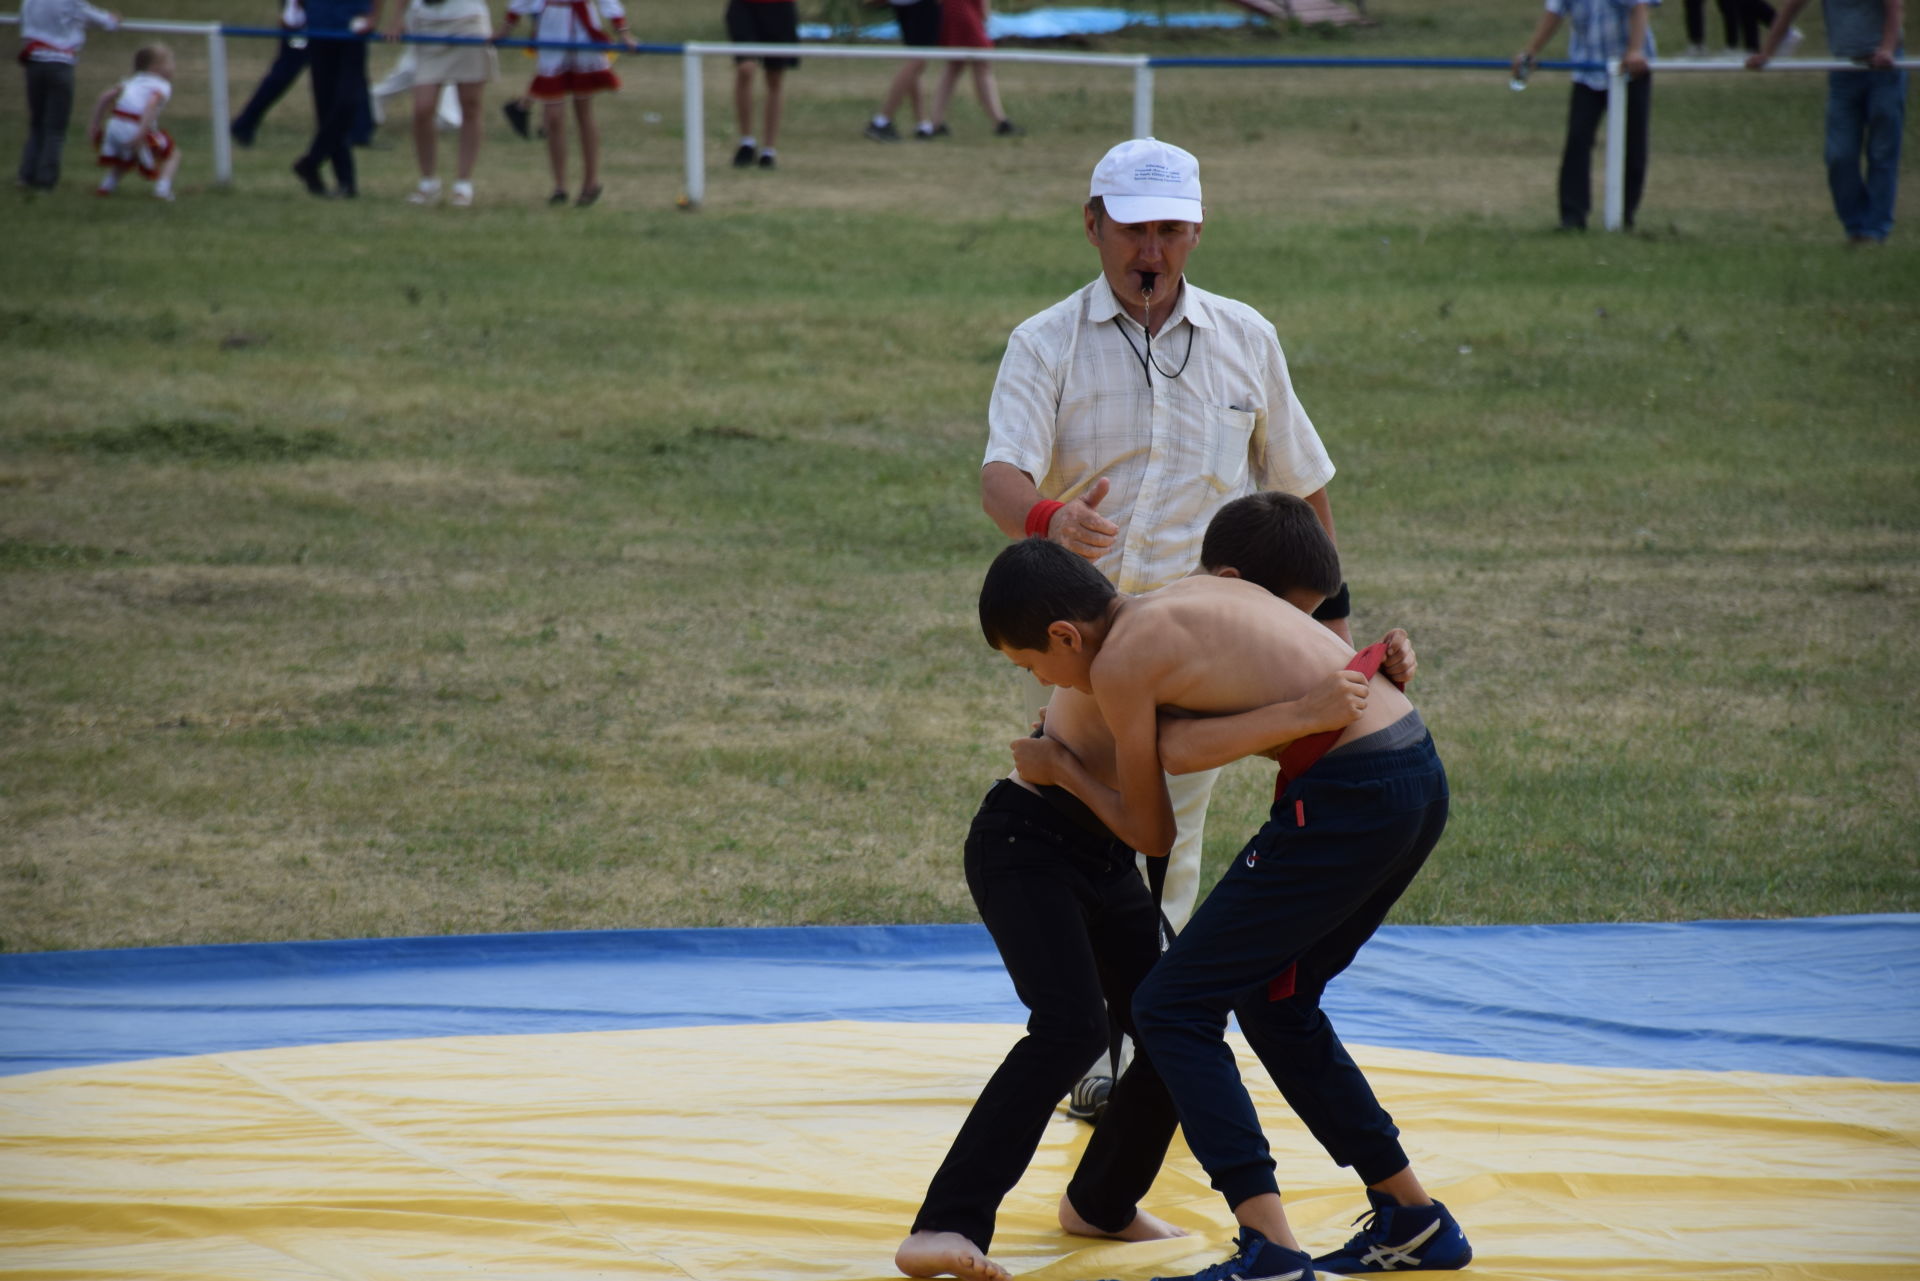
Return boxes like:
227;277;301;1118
3;1021;1916;1280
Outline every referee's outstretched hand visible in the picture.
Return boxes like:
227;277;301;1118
1051;476;1118;561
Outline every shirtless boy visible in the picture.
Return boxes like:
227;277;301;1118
898;495;1413;1281
978;534;1470;1281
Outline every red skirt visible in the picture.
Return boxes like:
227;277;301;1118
528;67;621;100
939;0;990;49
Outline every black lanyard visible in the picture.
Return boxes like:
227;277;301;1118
1113;313;1196;387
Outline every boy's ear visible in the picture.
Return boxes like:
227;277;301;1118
1047;620;1084;652
1209;566;1243;580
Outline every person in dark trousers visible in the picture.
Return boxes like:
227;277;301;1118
1513;0;1658;231
15;0;121;191
231;1;374;148
294;0;384;196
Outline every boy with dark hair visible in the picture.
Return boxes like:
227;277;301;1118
898;503;1415;1281
980;537;1469;1281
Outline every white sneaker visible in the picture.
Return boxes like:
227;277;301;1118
407;177;442;205
1684;42;1707;58
450;180;474;208
1779;27;1805;57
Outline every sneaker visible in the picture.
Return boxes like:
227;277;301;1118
575;184;601;207
1683;42;1707;58
1065;1073;1112;1125
407;177;442;205
450;180;474;208
732;142;756;168
1779;27;1805;56
502;99;532;139
548;188;569;206
230;121;256;148
1138;1228;1313;1281
1311;1190;1472;1274
993;119;1023;136
917;123;950;140
865;119;900;141
757;151;777;169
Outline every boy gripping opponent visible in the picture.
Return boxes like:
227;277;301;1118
979;514;1470;1281
898;494;1414;1281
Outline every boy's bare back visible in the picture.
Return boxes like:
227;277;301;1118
1088;576;1413;856
1105;576;1409;732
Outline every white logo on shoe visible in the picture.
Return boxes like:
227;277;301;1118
1358;1218;1442;1270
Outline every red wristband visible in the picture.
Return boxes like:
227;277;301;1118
1024;499;1065;539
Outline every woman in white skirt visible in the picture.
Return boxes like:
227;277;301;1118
383;0;497;205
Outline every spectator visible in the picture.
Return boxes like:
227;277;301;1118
497;0;637;206
15;0;120;192
295;0;386;197
89;43;179;200
231;1;376;149
387;0;497;206
864;0;941;141
926;0;1018;137
725;0;799;169
1748;0;1906;244
1513;0;1657;230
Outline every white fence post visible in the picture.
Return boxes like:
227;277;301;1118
1603;58;1626;231
682;45;706;209
207;27;232;188
1133;59;1154;139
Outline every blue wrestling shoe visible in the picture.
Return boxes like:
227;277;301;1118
1143;1227;1314;1281
1311;1190;1472;1273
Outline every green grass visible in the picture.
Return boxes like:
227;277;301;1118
0;1;1915;951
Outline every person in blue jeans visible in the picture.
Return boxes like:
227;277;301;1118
1748;0;1907;243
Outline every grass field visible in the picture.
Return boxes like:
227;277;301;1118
2;0;1916;953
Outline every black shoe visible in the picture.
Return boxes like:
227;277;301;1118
757;151;776;170
864;120;900;141
333;183;357;199
575;184;602;207
502;99;532;140
916;123;950;140
230;121;256;148
548;188;569;206
1065;1074;1112;1125
732;143;756;168
291;156;327;196
993;119;1023;136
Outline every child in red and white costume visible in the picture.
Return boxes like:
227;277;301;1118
494;0;636;207
87;44;180;200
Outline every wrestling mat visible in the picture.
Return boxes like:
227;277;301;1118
2;916;1916;1280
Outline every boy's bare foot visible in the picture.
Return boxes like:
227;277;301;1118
1057;1191;1190;1241
895;1230;1012;1281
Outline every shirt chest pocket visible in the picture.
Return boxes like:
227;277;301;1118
1184;403;1257;494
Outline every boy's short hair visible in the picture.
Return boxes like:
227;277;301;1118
1200;492;1342;600
979;538;1118;652
134;45;169;72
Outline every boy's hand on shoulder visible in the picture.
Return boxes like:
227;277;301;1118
1009;733;1071;788
1380;628;1416;687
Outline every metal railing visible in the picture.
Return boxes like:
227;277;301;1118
7;13;1910;229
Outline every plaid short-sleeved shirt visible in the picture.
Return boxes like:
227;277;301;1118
984;275;1335;596
1547;0;1659;90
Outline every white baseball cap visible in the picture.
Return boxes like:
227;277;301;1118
1089;137;1203;225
